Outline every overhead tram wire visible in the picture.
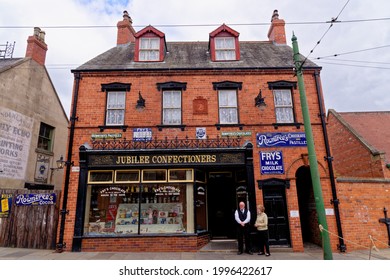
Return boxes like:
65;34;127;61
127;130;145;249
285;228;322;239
315;44;390;59
298;0;351;71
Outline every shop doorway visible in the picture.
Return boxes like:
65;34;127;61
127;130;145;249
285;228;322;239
262;183;290;246
207;172;237;239
296;166;321;246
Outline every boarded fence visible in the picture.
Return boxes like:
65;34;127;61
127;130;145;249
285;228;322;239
0;189;61;249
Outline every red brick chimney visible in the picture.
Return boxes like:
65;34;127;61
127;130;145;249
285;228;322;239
25;27;48;65
267;10;286;45
117;10;136;45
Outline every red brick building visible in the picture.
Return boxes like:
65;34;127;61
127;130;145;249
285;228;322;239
58;10;342;253
327;110;390;250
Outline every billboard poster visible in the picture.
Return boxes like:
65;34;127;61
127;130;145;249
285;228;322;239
0;107;34;179
260;151;284;174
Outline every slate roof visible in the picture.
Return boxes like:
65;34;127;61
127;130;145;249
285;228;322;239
74;41;319;72
0;58;25;73
330;110;390;164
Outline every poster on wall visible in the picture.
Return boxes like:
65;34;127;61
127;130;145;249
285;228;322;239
0;194;13;218
34;154;50;183
256;132;307;147
260;150;285;174
0;106;34;180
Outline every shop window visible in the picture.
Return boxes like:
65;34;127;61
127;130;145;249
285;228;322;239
37;122;54;152
84;183;189;235
115;170;140;183
142;169;167;182
88;171;114;183
168;169;193;182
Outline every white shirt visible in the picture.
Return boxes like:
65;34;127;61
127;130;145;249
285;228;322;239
234;209;251;224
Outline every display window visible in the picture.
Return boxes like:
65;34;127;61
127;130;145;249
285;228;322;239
84;169;194;236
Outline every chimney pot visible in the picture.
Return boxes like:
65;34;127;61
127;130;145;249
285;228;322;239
117;11;136;45
26;27;48;65
267;9;286;45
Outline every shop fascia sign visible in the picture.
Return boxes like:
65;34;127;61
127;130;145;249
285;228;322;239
256;132;307;147
15;193;56;206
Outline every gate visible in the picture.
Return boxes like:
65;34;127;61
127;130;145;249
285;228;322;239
0;189;61;249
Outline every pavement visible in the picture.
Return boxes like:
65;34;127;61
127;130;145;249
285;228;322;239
0;241;389;260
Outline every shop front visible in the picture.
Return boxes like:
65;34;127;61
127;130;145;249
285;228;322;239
71;142;255;252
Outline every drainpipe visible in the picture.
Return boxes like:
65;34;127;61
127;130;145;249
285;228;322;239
314;71;346;252
56;72;81;252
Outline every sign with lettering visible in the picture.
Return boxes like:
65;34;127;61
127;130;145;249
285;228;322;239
89;152;245;167
0;194;12;218
133;128;152;141
256;132;307;147
15;193;56;206
221;131;252;137
92;133;122;139
260;151;284;174
0;106;33;180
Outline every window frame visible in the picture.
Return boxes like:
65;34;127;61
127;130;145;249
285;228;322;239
105;91;126;126
37;122;54;152
268;81;298;125
139;37;160;62
218;89;238;124
215;37;236;61
162;90;182;125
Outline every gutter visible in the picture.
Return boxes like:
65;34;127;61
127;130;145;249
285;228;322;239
56;72;81;252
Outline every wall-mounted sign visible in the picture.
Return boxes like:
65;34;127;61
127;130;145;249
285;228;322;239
15;193;56;206
34;154;50;183
92;133;122;139
260;151;284;174
196;127;206;139
256;132;307;147
0;194;12;218
133;128;152;141
221;131;252;137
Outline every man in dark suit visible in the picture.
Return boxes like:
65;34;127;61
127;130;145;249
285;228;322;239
234;201;253;255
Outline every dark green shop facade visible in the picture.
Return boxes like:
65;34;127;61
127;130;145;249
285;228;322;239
71;141;257;252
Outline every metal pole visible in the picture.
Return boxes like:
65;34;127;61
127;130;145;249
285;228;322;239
292;33;333;260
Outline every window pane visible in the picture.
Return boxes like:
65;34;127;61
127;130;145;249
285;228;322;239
37;123;54;151
163;91;181;125
215;37;236;60
218;90;238;124
106;92;125;125
273;89;294;123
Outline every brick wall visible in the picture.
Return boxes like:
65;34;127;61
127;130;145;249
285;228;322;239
337;178;390;250
327;112;384;178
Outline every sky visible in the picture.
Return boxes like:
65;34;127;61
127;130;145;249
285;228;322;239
1;0;390;118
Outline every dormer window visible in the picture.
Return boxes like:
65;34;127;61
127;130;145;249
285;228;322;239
209;24;240;62
215;37;236;60
134;26;166;62
139;38;160;61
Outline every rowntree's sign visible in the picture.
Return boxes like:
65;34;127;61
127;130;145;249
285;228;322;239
256;132;307;147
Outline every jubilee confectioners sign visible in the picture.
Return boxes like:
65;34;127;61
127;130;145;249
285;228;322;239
89;152;245;166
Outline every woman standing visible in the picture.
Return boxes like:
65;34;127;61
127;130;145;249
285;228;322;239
254;205;270;256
